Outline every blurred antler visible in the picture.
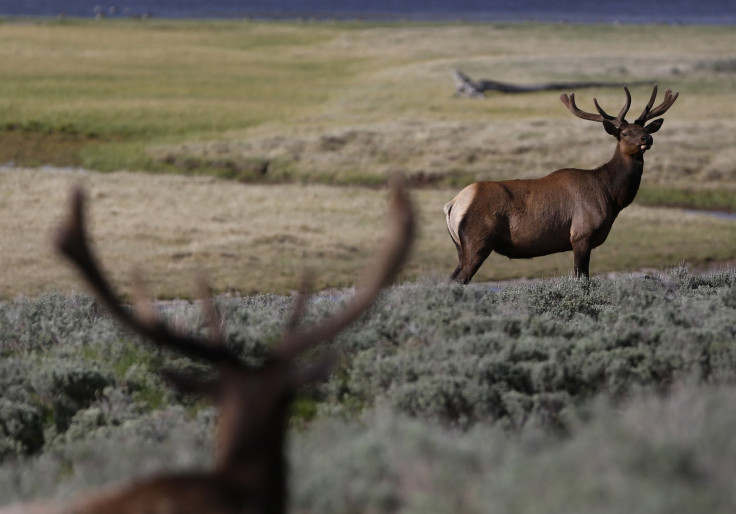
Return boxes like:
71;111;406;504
54;176;414;366
277;174;414;359
53;187;242;368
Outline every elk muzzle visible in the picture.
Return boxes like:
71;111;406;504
640;134;653;151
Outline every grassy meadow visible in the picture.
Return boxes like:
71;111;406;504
1;19;735;191
0;18;735;295
2;167;736;298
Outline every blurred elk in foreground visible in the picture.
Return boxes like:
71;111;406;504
445;84;678;282
2;178;413;514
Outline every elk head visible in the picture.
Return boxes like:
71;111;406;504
560;84;679;157
52;177;414;513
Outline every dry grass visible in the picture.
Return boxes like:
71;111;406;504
148;23;736;192
149;117;736;190
2;167;735;299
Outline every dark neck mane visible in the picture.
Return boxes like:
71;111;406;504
601;146;644;211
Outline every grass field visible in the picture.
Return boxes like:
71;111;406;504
1;19;735;196
1;18;735;296
1;167;735;298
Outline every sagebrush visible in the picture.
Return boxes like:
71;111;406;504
1;268;735;512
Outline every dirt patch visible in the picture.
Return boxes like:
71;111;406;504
1;130;90;168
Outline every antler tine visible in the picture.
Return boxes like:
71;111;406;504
592;98;616;121
54;187;241;368
276;174;415;360
130;268;160;328
196;274;224;347
642;88;679;122
560;92;606;122
562;87;631;127
615;86;632;124
284;272;313;335
634;84;658;124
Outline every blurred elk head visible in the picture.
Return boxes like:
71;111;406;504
22;177;413;514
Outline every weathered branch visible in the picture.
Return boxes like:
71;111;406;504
453;69;642;98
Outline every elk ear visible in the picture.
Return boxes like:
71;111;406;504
602;120;620;138
645;118;664;134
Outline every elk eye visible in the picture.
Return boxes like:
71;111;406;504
621;131;628;137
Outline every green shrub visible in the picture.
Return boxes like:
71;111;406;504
322;271;736;429
0;294;104;354
292;385;736;514
0;400;44;458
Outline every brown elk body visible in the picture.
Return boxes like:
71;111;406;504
445;85;678;283
1;178;413;514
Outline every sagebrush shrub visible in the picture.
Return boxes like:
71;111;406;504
0;269;735;509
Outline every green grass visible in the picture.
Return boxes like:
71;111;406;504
638;186;736;212
0;19;365;169
1;19;735;206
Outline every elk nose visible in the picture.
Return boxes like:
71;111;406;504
642;134;653;145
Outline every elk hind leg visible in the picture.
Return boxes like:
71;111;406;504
449;234;464;281
452;237;493;285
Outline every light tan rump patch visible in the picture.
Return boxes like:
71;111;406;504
444;183;477;248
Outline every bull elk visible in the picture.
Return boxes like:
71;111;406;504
444;84;678;283
2;178;413;514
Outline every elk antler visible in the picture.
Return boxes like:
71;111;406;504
634;84;679;125
54;176;414;367
277;174;414;360
560;86;631;127
53;188;243;369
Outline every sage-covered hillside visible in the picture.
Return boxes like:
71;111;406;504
1;268;735;512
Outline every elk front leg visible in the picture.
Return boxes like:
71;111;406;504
572;241;591;279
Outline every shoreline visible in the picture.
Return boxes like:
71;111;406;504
1;13;735;26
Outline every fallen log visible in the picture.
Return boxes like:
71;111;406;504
452;69;640;98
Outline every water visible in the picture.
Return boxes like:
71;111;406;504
686;210;736;222
1;0;735;24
